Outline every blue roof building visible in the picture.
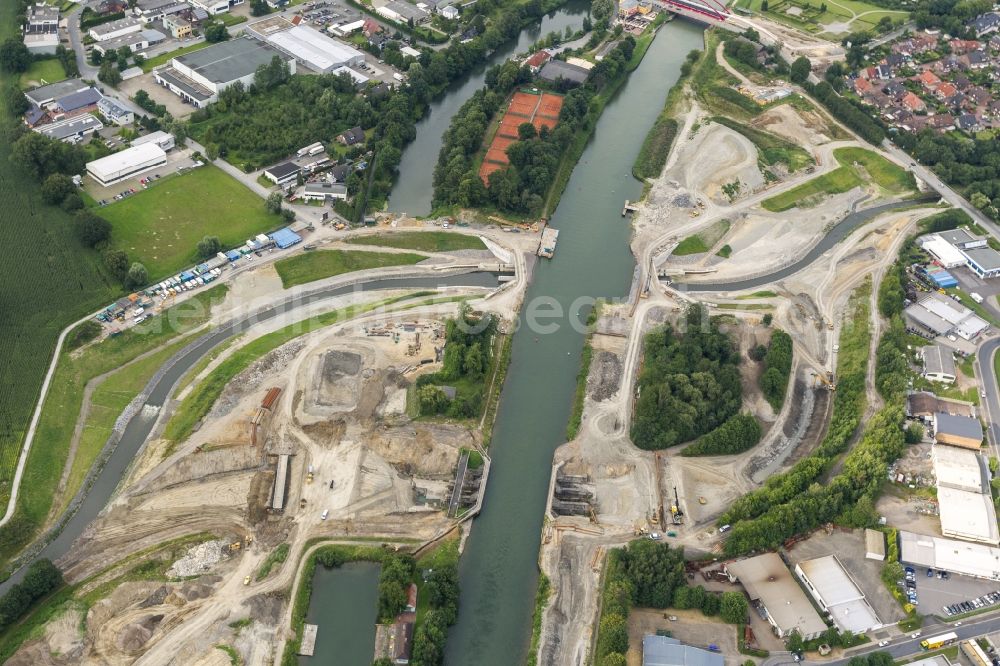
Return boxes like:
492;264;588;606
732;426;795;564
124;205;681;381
271;227;302;249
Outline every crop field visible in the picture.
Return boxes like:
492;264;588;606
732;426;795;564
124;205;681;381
0;286;227;567
273;249;427;288
761;165;863;211
0;1;120;544
99;164;283;280
344;232;486;252
732;0;908;37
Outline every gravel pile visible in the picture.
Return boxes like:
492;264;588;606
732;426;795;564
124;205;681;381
167;539;230;578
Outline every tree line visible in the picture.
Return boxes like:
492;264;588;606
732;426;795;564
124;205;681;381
410;557;460;665
631;305;743;450
0;559;63;632
759;329;792;410
804;81;885;145
680;412;761;456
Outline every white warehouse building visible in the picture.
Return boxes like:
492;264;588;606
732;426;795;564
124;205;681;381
265;25;365;73
86;143;167;186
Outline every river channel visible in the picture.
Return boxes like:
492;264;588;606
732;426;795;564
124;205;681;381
442;20;705;665
388;0;592;216
0;272;498;594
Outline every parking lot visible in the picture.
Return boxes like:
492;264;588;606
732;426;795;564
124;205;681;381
899;563;1000;618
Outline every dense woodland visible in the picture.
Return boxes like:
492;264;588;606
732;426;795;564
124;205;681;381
759;329;792;410
630;306;743;450
432;38;638;216
680;413;761;456
416;310;497;419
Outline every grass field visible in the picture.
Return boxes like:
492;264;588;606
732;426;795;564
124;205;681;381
732;0;908;37
0;286;226;569
19;59;66;88
99;164;283;280
833;147;916;194
344;231;485;253
674;235;710;255
673;219;731;256
273;249;426;288
761;166;864;212
141;41;211;72
0;0;121;565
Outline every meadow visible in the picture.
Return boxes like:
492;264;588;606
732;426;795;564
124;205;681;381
273;249;427;288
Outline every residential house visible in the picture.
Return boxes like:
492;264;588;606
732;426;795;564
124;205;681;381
336;126;364;146
927;113;955;130
968;12;1000;37
967;51;988;69
98;0;129;14
902;91;926;112
967;86;991;107
362;17;382;38
885;53;905;68
854;77;874;94
917;69;941;90
957;113;981;131
97;96;134;125
525;49;551;72
949;39;980;54
164;14;192;39
935;82;957;100
989;100;1000;118
440;4;459;19
883;80;906;98
953;75;972;91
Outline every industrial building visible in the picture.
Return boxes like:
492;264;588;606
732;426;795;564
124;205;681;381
931;442;998;544
933;412;983;449
24;78;89;109
906;392;974;420
263;161;300;186
904;292;989;341
933;445;987;492
247;18;365;73
36;115;104;143
23;3;59;54
376;0;429;24
302;181;348;202
164;14;193;39
538;59;590;85
154;37;295;108
92;29;166;56
86;143;167;186
189;0;233;14
899;530;1000;580
919;229;1000;279
89;16;142;41
641;636;725;666
97;96;134;126
270;227;302;249
131;130;175;151
725;553;827;639
963;247;1000;279
794;555;882;634
134;0;189;22
921;345;956;384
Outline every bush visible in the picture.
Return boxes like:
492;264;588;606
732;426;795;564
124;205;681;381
74;210;111;247
597;614;628;658
721;591;749;624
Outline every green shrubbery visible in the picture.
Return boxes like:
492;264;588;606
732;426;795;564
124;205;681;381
416;309;497;419
631;305;743;450
0;559;63;630
760;329;792;410
681;413;761;456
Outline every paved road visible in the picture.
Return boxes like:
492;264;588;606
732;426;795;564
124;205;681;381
976;337;1000;461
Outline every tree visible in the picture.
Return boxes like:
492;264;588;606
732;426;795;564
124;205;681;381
597;614;628;657
127;262;148;288
761;0;768;9
7;84;29;116
0;39;31;74
41;174;76;205
720;591;749;624
600;655;627;666
905;423;924;444
266;191;283;215
98;60;122;87
517;121;536;140
74;210;111;247
197;235;222;258
790;56;811;84
204;21;229;43
250;0;270;15
762;313;773;326
104;248;130;282
418;385;449;414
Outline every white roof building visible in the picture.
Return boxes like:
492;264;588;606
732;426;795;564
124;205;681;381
937;486;1000;545
921;235;968;268
131;130;175;151
933;445;986;493
794;555;882;634
89;16;143;42
919;292;989;340
86;143;167;186
899;530;1000;580
266;25;366;73
725;553;827;639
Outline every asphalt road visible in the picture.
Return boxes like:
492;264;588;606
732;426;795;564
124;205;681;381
977;337;1000;460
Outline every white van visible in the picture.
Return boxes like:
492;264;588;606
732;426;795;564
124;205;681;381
321;509;329;520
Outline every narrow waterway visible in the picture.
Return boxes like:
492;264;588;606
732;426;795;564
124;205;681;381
388;0;591;216
443;20;706;665
299;561;381;666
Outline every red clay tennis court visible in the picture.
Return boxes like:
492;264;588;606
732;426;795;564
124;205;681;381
478;90;564;184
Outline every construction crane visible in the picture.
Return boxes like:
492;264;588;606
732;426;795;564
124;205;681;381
671;487;684;525
813;371;836;391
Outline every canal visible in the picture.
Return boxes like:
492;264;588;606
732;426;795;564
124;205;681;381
388;0;592;217
443;19;706;666
299;561;381;666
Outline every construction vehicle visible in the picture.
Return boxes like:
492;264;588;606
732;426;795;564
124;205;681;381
698;496;707;505
245;534;253;546
229;541;242;551
815;371;836;391
671;487;684;525
307;464;315;483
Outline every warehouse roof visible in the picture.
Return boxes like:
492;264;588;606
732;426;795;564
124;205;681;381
935;412;984;441
270;227;302;249
642;636;725;666
56;88;102;113
538;59;590;84
937;486;1000;544
963;247;1000;272
907;392;974;418
923;345;956;378
304;181;347;196
87;142;166;180
155;67;214;101
176;37;291;85
37;115;103;141
25;78;88;106
933;445;985;492
725;554;826;638
268;25;364;72
937;228;981;246
90;16;141;37
921;236;967;265
921;292;972;326
899;530;1000;580
865;529;886;559
265;161;300;179
905;304;952;336
796;556;880;633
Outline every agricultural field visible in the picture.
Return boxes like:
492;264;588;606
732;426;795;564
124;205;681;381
273;249;427;288
99;164;284;280
345;231;486;253
761;165;862;211
732;0;908;38
833;147;915;194
0;1;119;536
19;59;66;88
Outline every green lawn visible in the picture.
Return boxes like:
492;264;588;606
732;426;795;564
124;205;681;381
141;41;211;72
673;219;731;256
273;249;427;288
344;231;486;253
19;58;66;88
833;147;916;194
761;166;863;212
732;0;907;37
99;164;283;280
673;235;710;255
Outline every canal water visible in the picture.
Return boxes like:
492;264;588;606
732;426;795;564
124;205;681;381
388;0;592;217
299;561;381;666
442;20;706;665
